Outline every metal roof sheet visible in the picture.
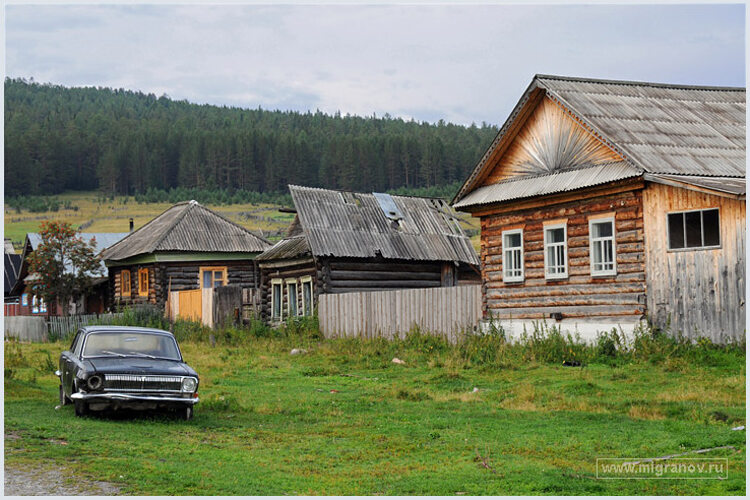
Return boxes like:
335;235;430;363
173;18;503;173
256;236;311;261
289;185;479;265
454;162;641;209
4;253;22;294
646;174;746;196
101;201;271;261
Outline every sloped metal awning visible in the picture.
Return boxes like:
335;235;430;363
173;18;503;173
453;162;642;209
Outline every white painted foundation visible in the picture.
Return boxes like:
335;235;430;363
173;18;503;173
480;318;648;345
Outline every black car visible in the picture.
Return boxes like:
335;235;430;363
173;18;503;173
57;326;199;420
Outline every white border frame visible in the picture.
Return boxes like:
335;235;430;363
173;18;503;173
589;217;617;277
300;276;313;316
501;228;524;283
543;223;568;279
271;278;283;320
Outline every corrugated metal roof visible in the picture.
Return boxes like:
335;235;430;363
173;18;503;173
646;174;746;196
538;75;746;177
256;236;311;261
101;201;271;261
454;74;745;208
454;162;641;209
290;185;479;265
27;232;129;276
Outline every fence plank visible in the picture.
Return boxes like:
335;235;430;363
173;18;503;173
318;285;481;341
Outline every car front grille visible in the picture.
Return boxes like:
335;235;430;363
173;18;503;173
104;374;183;392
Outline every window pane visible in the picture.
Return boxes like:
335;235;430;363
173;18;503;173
547;228;564;243
272;284;281;317
593;221;613;238
288;285;297;316
668;213;684;249
303;282;312;315
593;240;603;268
685;211;702;247
702;209;720;246
203;271;212;288
505;232;521;248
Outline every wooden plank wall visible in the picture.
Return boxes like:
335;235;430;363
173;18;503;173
318;284;481;341
642;183;746;342
481;188;646;322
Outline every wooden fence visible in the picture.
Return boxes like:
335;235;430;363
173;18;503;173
47;312;124;340
166;286;252;328
5;312;124;342
318;285;482;341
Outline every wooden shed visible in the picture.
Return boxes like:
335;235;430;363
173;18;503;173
452;74;745;342
256;185;480;322
101;200;271;311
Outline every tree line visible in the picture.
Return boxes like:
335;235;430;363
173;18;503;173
5;78;498;198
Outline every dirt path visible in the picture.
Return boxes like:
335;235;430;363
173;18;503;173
4;463;121;496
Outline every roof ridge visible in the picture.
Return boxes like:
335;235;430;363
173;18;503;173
536;74;746;92
190;203;272;246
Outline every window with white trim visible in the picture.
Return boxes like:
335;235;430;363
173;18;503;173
286;279;299;317
502;229;524;283
589;218;616;276
301;276;313;316
667;208;720;250
544;223;568;279
271;279;283;320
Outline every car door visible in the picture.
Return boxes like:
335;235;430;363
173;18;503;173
61;330;82;395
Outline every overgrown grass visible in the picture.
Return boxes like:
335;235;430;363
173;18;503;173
4;319;745;495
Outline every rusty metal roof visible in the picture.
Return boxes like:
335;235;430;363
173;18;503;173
288;185;479;265
454;162;641;209
102;201;271;261
454;74;745;208
256;235;311;261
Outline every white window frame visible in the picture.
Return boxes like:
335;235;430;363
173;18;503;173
502;228;524;283
285;279;299;317
271;279;283;320
666;207;721;251
300;276;313;316
589;217;617;277
544;223;568;279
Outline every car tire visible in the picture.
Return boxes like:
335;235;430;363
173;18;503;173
181;405;194;421
74;400;89;417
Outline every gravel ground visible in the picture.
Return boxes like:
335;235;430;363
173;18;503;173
4;464;121;496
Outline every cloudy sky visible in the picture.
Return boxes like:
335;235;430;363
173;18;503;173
4;2;745;126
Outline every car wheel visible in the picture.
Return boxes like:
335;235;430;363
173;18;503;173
181;405;194;421
74;400;89;417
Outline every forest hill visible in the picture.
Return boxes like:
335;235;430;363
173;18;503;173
4;78;498;198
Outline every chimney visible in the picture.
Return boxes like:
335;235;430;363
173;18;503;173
129;218;134;232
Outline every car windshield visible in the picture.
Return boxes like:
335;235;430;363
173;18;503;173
83;332;181;360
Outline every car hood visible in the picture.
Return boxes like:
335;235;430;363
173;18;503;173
85;357;197;377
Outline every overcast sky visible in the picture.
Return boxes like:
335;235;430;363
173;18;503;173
4;2;746;126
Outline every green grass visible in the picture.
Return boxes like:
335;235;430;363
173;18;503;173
4;327;745;495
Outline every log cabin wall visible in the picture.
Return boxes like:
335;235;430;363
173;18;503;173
319;258;448;294
480;186;647;322
111;260;256;310
642;183;746;342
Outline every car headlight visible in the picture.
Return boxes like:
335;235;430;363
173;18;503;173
181;378;197;393
87;375;103;391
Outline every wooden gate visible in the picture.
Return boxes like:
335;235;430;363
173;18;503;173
177;289;202;322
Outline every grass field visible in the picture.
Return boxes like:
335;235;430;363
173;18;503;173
3;191;296;248
3;191;481;251
4;327;745;495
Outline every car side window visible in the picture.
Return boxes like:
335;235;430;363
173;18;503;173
70;331;81;352
73;331;85;358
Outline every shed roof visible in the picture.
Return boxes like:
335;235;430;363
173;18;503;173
256;235;311;261
288;185;479;265
454;74;746;208
101;201;271;262
4;252;22;295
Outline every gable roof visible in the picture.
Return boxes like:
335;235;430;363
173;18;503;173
4;252;22;295
101;201;271;262
283;185;479;265
453;74;746;208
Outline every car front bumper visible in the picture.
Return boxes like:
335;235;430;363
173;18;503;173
71;392;199;404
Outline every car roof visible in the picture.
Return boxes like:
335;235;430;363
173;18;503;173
80;325;175;337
